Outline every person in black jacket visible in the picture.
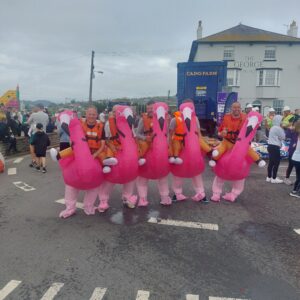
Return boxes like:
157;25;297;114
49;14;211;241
0;117;17;155
30;123;50;173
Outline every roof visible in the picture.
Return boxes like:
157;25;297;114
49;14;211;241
188;24;300;62
198;24;300;43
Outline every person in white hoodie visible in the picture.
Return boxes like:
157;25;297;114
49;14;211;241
266;115;286;183
289;121;300;198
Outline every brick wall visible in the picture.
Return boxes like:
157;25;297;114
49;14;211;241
0;132;60;159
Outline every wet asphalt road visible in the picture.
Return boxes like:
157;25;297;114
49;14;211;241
0;155;300;300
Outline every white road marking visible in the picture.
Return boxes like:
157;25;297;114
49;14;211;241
55;198;84;209
148;217;219;231
0;280;22;300
13;157;24;164
40;282;64;300
294;229;300;235
89;287;107;300
186;294;199;300
7;168;17;175
136;290;150;300
13;181;36;192
209;297;250;300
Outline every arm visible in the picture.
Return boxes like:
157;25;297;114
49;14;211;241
27;114;33;125
93;140;105;158
136;118;146;140
168;118;176;144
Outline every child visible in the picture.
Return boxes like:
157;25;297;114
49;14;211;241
30;123;50;173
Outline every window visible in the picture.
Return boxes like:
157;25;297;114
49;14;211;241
273;99;284;114
227;69;240;86
223;46;234;60
256;69;281;86
264;47;276;60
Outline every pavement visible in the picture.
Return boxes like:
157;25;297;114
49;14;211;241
0;154;300;300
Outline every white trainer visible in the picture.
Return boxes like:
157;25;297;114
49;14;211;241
103;157;118;166
212;149;219;158
169;157;176;164
174;157;183;165
209;160;216;167
138;158;146;166
266;177;271;182
271;177;283;184
283;178;293;186
102;166;111;173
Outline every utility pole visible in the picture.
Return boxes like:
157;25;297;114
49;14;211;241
88;50;95;104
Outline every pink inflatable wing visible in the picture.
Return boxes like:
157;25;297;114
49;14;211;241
171;102;205;178
105;105;139;184
139;102;170;179
214;111;263;181
59;118;104;190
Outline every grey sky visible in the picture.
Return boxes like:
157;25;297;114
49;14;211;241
0;0;299;102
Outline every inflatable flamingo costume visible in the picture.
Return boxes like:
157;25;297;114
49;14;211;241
53;110;104;218
211;111;264;202
136;102;171;206
171;102;209;202
98;105;139;211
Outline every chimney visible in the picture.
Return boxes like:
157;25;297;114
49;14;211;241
287;20;298;37
197;20;203;39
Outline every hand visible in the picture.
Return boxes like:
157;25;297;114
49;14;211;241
146;136;152;143
92;152;99;159
220;128;228;137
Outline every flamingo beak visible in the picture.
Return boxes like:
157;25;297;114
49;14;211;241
156;106;166;131
182;107;192;131
246;115;259;137
124;107;134;127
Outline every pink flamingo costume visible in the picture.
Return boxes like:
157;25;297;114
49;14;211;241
136;102;172;206
211;111;264;202
171;102;208;202
55;111;104;218
98;105;139;211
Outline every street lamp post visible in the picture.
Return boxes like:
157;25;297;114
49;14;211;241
88;50;95;104
88;50;104;104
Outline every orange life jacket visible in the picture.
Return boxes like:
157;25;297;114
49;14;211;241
81;119;104;150
108;116;121;146
219;113;246;143
143;113;153;136
173;111;186;141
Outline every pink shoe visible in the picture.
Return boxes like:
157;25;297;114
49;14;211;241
160;196;172;206
210;194;221;202
98;200;109;213
59;209;76;218
138;197;149;207
192;192;206;202
174;193;187;201
123;195;137;208
222;192;236;202
84;206;96;215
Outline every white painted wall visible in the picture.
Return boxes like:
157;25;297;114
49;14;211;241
193;42;300;111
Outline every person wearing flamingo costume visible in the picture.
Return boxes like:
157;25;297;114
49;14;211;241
98;105;139;212
209;102;265;168
50;107;118;174
170;100;212;202
136;102;172;207
211;110;265;202
54;111;105;218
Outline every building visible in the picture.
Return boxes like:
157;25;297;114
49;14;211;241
189;21;300;114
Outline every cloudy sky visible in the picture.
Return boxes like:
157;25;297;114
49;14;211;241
0;0;299;102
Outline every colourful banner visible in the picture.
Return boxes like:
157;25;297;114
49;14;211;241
216;92;238;125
